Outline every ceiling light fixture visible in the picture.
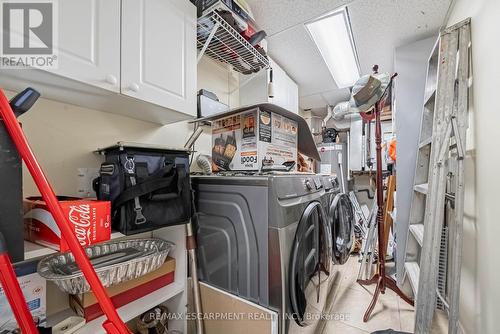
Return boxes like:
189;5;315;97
306;7;360;89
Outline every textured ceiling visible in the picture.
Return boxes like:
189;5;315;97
247;0;351;36
245;0;451;112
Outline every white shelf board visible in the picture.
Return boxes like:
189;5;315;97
110;231;126;239
24;241;57;260
41;225;186;332
24;231;133;260
74;281;185;334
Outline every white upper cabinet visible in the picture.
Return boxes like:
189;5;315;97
0;0;197;124
268;62;287;109
239;58;299;114
121;0;197;116
268;60;298;113
51;0;120;92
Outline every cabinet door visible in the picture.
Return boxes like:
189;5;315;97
269;60;299;113
269;60;287;109
121;0;197;117
50;0;120;92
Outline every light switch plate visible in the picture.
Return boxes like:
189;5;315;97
76;167;99;198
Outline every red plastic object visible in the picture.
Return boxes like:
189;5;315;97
0;90;130;334
0;252;39;333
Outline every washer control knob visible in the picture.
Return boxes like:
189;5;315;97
304;179;313;191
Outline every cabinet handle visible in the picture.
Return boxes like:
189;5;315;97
105;74;118;85
129;83;140;92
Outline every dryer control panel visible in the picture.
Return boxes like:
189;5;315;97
312;176;323;190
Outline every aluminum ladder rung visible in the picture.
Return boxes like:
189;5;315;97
405;262;420;297
414;183;428;194
419;136;433;149
409;224;425;246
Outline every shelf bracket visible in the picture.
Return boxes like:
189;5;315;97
197;22;220;63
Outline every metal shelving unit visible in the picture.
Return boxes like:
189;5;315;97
44;225;187;333
197;11;270;74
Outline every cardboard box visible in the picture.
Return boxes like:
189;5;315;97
0;260;46;330
211;107;298;171
23;196;111;251
200;282;278;334
70;257;175;321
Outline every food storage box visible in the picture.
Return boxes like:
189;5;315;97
211;106;298;171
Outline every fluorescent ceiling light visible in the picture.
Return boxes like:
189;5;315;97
306;7;360;89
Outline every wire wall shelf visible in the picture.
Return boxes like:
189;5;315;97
197;11;270;75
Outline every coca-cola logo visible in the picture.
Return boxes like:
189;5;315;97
68;204;92;246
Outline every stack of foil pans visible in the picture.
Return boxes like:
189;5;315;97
38;238;174;294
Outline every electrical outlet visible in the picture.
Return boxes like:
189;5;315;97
76;168;99;198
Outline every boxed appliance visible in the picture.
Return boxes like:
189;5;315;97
198;89;229;118
70;257;175;321
195;0;255;25
23;196;111;251
0;259;46;330
211;106;298;171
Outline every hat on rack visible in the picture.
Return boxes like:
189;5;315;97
349;73;391;113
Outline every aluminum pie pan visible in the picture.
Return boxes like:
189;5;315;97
37;238;174;295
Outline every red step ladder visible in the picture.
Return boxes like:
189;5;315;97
0;88;130;334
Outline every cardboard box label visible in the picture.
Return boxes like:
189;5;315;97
211;108;297;171
0;261;46;331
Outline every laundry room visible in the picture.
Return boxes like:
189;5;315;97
0;0;496;333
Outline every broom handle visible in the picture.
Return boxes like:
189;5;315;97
0;90;130;334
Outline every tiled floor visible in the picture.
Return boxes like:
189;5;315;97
320;256;448;334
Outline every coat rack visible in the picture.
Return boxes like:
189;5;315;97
357;65;414;322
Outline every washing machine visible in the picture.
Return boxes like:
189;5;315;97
193;174;334;333
320;174;355;265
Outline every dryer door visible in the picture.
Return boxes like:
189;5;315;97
329;193;355;265
289;201;330;326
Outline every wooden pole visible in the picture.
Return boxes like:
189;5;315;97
383;175;396;257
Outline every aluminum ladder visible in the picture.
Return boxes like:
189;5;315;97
401;18;471;334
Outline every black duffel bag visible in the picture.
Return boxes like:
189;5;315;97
94;143;191;235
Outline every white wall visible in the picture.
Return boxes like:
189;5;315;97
15;56;238;197
447;1;499;333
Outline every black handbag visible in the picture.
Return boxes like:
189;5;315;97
94;143;192;235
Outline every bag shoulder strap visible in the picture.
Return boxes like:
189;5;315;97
114;164;176;208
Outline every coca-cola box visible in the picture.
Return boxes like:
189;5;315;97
23;196;111;251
